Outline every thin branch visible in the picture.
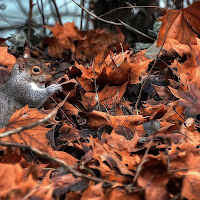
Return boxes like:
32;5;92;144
98;5;164;18
49;0;57;23
118;19;155;41
0;14;21;27
80;0;85;30
51;0;63;25
72;0;121;26
135;10;173;114
72;0;154;41
133;139;153;184
36;0;46;35
0;141;117;185
27;0;33;47
0;109;57;139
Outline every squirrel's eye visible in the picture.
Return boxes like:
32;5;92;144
32;66;41;73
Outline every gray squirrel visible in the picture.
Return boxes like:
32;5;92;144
0;51;62;128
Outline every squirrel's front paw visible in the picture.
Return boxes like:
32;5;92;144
47;84;62;94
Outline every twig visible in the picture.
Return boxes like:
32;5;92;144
98;5;164;18
118;19;155;41
0;141;117;185
135;10;173;114
50;95;76;127
72;0;121;26
72;0;154;41
27;0;33;47
133;139;153;184
0;109;57;139
0;14;21;27
36;0;46;35
51;0;63;25
80;0;85;30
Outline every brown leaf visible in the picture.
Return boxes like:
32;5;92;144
46;22;81;41
0;163;37;199
137;164;169;200
0;106;51;151
181;170;200;200
0;47;16;70
157;2;200;47
81;82;128;110
87;110;145;130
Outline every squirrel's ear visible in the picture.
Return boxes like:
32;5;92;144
17;56;26;69
23;50;31;58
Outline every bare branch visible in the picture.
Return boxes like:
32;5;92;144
72;0;155;41
135;10;173;114
27;0;34;47
36;0;46;35
118;19;155;41
51;0;63;25
72;0;121;26
133;139;153;184
0;141;118;185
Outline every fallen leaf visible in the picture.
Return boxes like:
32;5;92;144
157;2;200;47
0;47;16;70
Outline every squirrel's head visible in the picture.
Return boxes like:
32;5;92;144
17;51;52;86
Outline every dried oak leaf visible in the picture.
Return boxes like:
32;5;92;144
0;106;52;151
181;170;200;200
90;137;134;176
31;171;54;200
52;174;87;194
75;53;105;92
0;148;29;167
86;110;145;130
137;164;169;200
102;129;139;152
0;163;38;199
46;22;81;41
170;58;198;82
43;37;75;57
82;182;142;200
81;82;128;110
191;38;200;65
44;22;81;57
104;52;152;85
0;47;16;70
115;150;141;171
163;38;191;56
81;183;104;200
76;51;152;93
179;118;200;145
75;27;128;63
157;1;200;47
50;150;78;166
168;73;200;115
104;188;142;200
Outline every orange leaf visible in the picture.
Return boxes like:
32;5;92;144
81;82;128;110
0;163;37;199
0;47;16;70
137;164;169;200
182;170;200;200
157;2;200;47
87;110;145;130
46;22;81;41
0;106;51;151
